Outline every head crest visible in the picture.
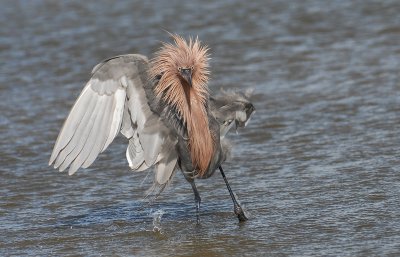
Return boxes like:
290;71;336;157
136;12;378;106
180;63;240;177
150;34;210;109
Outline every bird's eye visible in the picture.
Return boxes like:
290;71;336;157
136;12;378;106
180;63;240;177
190;66;194;70
178;67;182;72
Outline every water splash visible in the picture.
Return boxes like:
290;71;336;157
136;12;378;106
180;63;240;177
234;192;251;220
151;209;165;233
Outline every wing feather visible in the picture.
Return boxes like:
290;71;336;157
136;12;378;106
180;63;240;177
155;150;178;185
49;85;93;164
102;88;126;151
81;96;113;168
155;158;177;185
67;95;109;174
58;95;103;172
53;91;99;169
126;132;146;170
49;54;179;186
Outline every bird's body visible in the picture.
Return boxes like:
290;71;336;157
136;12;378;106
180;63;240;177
49;34;254;222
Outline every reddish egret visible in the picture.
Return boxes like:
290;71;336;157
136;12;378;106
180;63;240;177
49;34;255;222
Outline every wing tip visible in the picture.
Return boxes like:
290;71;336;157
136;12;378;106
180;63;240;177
49;151;57;166
68;167;78;175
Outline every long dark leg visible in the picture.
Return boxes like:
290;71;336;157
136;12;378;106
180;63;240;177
189;180;202;224
219;166;248;222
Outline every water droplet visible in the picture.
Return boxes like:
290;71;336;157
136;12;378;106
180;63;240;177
152;209;165;233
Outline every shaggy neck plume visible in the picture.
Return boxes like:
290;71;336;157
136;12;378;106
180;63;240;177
185;85;214;175
150;34;214;175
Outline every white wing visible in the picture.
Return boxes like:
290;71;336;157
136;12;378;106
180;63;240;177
49;54;178;185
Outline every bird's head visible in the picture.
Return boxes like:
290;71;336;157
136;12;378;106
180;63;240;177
151;34;215;175
150;34;210;111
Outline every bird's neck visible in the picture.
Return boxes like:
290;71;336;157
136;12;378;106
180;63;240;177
184;88;215;175
154;77;215;175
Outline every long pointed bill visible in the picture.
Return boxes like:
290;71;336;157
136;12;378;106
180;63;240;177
180;68;192;86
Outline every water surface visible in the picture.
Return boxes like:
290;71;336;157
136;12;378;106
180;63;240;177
1;0;399;256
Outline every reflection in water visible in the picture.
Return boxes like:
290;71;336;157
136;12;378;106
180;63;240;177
1;0;400;256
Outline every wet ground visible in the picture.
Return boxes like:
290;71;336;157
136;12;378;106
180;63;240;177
1;0;400;256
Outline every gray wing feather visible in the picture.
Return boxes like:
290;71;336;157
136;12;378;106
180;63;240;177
50;86;96;165
56;91;105;173
121;103;135;138
53;91;99;169
126;132;146;170
68;95;110;174
81;96;114;168
155;138;178;185
123;71;166;167
50;54;179;185
78;95;112;169
210;91;255;138
155;157;177;185
101;87;126;151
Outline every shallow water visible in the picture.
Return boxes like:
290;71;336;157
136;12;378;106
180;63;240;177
1;0;400;256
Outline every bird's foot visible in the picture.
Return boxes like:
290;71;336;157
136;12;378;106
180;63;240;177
234;205;248;222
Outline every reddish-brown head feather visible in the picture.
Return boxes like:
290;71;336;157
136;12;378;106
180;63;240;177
150;34;214;175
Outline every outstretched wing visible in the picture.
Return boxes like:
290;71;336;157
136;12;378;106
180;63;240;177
49;54;178;185
210;90;255;138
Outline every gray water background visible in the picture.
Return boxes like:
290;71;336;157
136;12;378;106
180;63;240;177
1;0;399;256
